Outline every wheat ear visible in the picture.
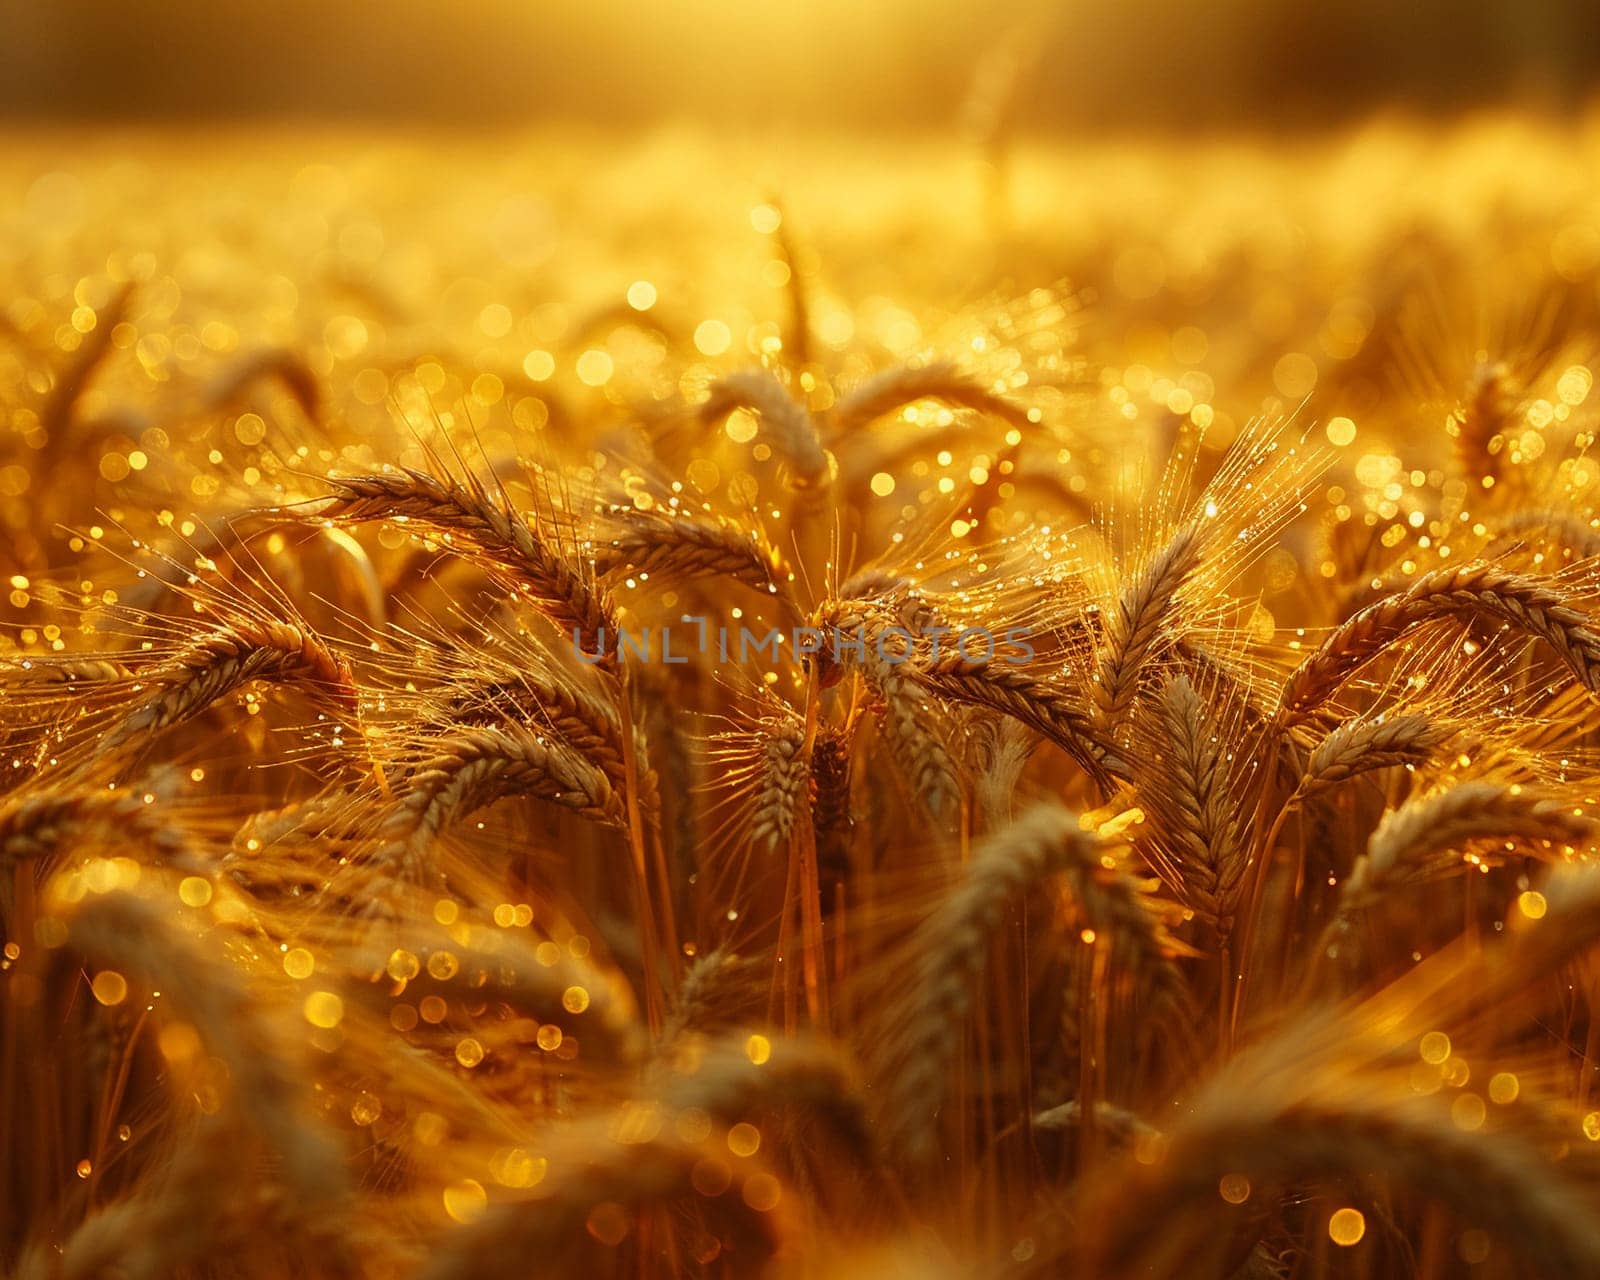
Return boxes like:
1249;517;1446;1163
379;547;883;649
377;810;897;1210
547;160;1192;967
1453;360;1514;484
702;369;829;490
1091;524;1204;734
1083;1066;1600;1278
1487;860;1600;998
1299;712;1455;793
807;600;965;824
874;804;1177;1164
99;618;355;751
1488;509;1600;563
915;651;1119;783
750;715;810;854
316;468;618;665
348;927;644;1063
662;946;762;1042
810;723;854;876
1331;781;1592;927
1279;563;1600;721
58;1117;267;1280
432;670;625;782
417;1119;791;1280
1149;676;1246;938
40;284;133;466
375;723;626;882
206;346;320;419
63;888;347;1205
592;507;793;604
861;644;964;827
767;203;811;368
829;359;1033;432
1;787;204;929
1032;1099;1160;1148
1;786;199;870
654;1031;873;1164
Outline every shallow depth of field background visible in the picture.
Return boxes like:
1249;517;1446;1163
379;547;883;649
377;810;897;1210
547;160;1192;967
5;0;1599;128
9;4;1600;1280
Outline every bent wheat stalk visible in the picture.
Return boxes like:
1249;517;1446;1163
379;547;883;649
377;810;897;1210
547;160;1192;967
1299;712;1455;793
702;369;829;491
1280;563;1600;721
830;360;1033;432
375;723;627;882
915;652;1120;784
98;619;355;752
418;1119;791;1280
1323;781;1593;957
315;468;619;665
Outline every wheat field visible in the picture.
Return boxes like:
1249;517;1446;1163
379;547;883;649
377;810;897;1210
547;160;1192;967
6;113;1600;1278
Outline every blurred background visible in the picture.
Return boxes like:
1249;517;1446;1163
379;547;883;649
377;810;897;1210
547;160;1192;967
3;0;1598;132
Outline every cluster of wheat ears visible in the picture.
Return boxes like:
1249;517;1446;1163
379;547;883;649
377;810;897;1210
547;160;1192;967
7;123;1600;1280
